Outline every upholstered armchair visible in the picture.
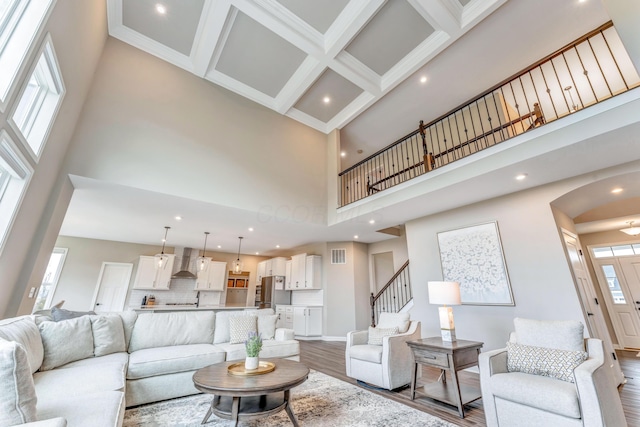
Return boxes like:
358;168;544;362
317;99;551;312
345;312;421;390
479;318;627;427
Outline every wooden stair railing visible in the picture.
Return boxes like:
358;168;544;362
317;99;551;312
370;260;411;327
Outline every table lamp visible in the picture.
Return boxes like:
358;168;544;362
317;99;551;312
428;281;461;342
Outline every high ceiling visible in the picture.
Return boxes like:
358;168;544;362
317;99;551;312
106;0;505;134
57;0;639;255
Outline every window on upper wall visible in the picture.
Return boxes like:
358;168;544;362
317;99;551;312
0;129;33;252
0;0;55;112
9;35;64;159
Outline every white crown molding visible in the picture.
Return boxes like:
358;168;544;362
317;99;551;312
410;0;462;34
461;0;509;29
205;69;277;111
191;0;233;77
323;0;386;57
206;6;239;75
286;108;331;133
325;91;377;131
331;51;382;95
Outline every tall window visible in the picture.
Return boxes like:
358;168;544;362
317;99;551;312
33;247;67;311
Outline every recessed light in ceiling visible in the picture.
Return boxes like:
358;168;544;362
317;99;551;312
420;76;427;84
323;96;330;104
611;188;623;194
276;245;280;248
255;252;259;255
248;227;254;231
354;235;359;239
217;245;222;249
340;151;346;157
175;215;182;220
155;4;167;14
369;219;375;224
515;174;527;180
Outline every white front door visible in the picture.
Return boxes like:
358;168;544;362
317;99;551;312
593;258;640;349
92;262;133;313
562;230;625;385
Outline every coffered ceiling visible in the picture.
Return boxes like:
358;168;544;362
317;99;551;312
106;0;506;133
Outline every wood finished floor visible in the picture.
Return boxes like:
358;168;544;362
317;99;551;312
299;340;640;427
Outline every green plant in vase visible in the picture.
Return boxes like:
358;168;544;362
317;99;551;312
245;331;262;370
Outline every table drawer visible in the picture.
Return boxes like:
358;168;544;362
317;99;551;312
413;348;449;368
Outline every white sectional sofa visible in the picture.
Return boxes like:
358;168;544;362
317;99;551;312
0;309;299;427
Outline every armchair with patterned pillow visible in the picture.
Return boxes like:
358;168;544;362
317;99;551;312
478;318;627;427
345;312;421;390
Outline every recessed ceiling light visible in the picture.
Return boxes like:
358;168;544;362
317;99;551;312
255;252;259;255
611;188;623;194
354;235;359;239
420;76;427;84
323;96;330;104
276;245;280;248
369;219;375;224
515;174;527;181
155;4;167;14
340;151;346;157
248;227;254;231
175;216;182;220
217;245;222;249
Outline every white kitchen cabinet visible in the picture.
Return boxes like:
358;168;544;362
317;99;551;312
290;253;306;289
194;260;227;291
276;305;293;329
256;260;267;285
266;257;287;276
133;255;175;290
285;260;292;290
293;306;322;336
304;255;322;289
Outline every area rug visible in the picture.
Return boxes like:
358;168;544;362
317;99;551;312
123;370;458;426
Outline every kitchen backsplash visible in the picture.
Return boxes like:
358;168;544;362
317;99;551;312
126;278;223;308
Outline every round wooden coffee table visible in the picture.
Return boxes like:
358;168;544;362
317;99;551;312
192;358;309;426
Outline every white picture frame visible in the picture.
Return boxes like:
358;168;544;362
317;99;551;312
437;221;514;306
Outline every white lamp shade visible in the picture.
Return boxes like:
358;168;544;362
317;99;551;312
428;281;461;305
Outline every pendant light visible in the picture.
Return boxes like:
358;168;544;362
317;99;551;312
232;237;243;273
620;221;640;236
197;232;210;271
154;226;171;269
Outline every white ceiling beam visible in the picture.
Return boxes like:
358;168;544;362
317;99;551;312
409;0;462;35
325;91;377;130
331;52;382;95
323;0;386;57
275;57;325;114
191;0;233;77
205;69;277;111
461;0;508;29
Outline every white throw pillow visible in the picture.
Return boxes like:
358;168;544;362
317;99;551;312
0;316;44;374
0;339;38;425
213;311;247;344
367;326;399;345
376;312;410;334
229;315;257;344
258;314;278;340
90;315;126;357
38;316;94;370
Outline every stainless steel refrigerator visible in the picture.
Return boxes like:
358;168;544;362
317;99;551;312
256;276;291;308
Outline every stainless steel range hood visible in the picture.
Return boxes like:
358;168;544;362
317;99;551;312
171;247;197;279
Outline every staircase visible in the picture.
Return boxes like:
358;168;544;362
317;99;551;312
370;260;412;326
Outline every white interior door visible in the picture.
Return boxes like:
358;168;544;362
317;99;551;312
593;258;640;349
562;230;625;385
619;256;640;310
91;262;133;313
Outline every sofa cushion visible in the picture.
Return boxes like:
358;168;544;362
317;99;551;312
37;390;124;427
490;371;581;419
90;314;126;357
507;341;587;383
51;307;95;322
376;312;410;333
229;315;257;344
348;344;383;364
33;362;126;400
258;314;278;340
218;339;300;361
118;311;137;349
513;318;584;352
129;311;215;352
38;316;94;371
213;311;247;344
0;316;43;374
57;352;128;370
127;344;226;380
367;326;399;345
0;340;38;425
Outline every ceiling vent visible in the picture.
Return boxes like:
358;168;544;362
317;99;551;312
331;248;346;265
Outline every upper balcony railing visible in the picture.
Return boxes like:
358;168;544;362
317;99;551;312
338;22;640;207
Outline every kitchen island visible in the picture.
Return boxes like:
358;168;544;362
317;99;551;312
131;304;257;313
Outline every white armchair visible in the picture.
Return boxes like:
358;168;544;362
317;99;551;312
479;318;627;427
345;312;421;390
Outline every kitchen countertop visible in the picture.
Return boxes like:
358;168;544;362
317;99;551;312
132;304;257;312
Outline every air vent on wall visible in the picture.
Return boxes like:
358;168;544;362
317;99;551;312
331;249;346;264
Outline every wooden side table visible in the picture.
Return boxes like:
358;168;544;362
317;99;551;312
407;337;483;418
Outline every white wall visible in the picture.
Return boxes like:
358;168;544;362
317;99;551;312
368;234;408;292
62;38;328;221
406;182;589;352
1;1;107;318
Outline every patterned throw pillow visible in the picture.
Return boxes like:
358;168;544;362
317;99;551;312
506;341;588;383
367;326;399;346
229;315;257;344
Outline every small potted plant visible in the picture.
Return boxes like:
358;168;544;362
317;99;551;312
245;331;262;370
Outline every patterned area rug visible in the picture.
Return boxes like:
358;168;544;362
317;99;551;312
123;370;458;426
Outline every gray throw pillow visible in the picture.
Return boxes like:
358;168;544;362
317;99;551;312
229;315;257;344
51;307;96;322
39;316;94;370
257;314;278;340
0;339;38;425
90;315;126;357
506;341;588;383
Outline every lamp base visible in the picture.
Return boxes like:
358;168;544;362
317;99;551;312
440;329;457;342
